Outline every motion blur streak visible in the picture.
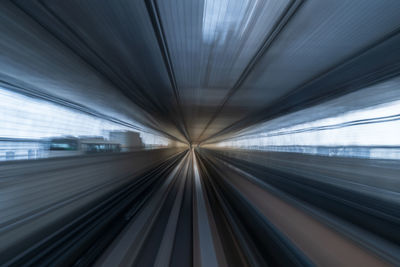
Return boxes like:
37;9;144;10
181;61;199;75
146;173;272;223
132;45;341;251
0;0;399;266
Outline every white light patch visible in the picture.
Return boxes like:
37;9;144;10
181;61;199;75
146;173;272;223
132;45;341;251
0;87;169;146
213;97;400;159
202;0;257;45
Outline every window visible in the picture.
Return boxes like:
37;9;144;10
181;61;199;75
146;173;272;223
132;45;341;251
210;77;400;160
0;87;171;161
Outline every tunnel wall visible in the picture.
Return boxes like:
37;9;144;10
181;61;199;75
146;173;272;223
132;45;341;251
199;148;400;261
205;148;400;194
0;148;185;262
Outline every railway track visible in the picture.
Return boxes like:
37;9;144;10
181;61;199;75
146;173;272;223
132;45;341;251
1;148;399;266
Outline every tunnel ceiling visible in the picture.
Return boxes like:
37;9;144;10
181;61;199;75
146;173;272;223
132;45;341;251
2;0;400;143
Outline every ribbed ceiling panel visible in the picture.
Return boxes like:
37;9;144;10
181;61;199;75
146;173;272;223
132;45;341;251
156;0;291;140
